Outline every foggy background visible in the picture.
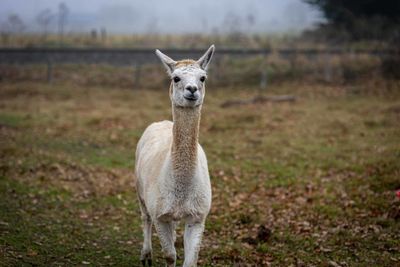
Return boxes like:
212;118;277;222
0;0;322;34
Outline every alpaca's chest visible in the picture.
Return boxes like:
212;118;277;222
156;184;211;223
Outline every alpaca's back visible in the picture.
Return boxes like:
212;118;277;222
135;120;173;202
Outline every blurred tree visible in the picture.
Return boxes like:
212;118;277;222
36;9;53;38
222;12;247;47
146;18;159;36
305;0;399;24
0;14;25;46
304;0;400;41
246;14;256;30
90;29;97;40
58;2;69;45
7;14;26;34
100;27;107;44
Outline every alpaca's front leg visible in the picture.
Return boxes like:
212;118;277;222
140;215;152;266
155;220;177;267
138;195;153;266
183;222;205;267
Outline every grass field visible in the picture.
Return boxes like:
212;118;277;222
0;79;399;266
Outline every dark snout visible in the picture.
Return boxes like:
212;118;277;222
184;85;199;101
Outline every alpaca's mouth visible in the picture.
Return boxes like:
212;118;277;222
184;95;198;101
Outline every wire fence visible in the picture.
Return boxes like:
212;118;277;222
0;48;397;87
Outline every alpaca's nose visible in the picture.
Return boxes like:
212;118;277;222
185;85;198;94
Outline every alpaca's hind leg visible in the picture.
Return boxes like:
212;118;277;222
183;221;205;267
138;198;152;266
154;220;176;267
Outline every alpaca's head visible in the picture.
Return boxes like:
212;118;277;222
156;45;215;108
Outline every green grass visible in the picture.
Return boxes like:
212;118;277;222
0;113;27;127
0;177;145;266
0;80;399;266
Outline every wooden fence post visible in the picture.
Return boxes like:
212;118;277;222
259;53;268;93
47;60;53;84
213;57;222;84
324;53;332;83
134;64;141;89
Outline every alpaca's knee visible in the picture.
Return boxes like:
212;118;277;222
141;214;151;224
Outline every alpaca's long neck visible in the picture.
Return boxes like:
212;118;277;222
171;104;201;180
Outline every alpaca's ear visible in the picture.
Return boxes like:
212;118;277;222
197;45;215;70
155;49;177;75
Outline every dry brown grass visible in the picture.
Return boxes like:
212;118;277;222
0;79;399;266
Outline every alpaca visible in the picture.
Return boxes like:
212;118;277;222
135;45;215;267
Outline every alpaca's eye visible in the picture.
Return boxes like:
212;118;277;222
173;77;181;83
200;76;206;82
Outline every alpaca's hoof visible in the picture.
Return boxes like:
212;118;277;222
141;258;152;266
140;250;152;266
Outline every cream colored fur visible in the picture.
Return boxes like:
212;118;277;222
135;45;215;267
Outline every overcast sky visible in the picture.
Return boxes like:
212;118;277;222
0;0;323;34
